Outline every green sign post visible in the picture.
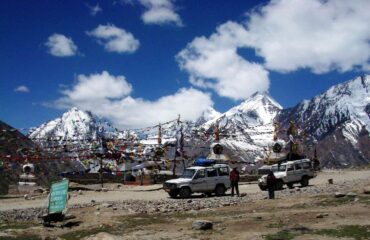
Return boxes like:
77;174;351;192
48;179;69;214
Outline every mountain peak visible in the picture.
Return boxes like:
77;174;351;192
237;91;283;113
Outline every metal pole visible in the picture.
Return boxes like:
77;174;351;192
100;157;103;188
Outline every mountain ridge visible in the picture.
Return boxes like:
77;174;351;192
26;75;370;168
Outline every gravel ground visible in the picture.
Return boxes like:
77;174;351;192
1;169;369;221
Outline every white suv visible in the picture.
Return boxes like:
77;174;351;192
163;164;231;198
258;159;316;190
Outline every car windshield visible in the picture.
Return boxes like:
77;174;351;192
181;169;196;178
272;165;286;172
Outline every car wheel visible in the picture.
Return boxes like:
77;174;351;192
287;183;294;189
275;180;284;190
301;176;309;187
215;184;226;196
179;187;191;199
168;190;179;198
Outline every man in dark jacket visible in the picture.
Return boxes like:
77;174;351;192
266;171;276;199
230;167;240;196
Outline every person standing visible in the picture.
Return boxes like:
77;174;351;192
230;167;240;197
266;171;276;199
139;169;144;186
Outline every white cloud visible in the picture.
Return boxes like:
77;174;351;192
177;21;269;101
139;0;182;26
87;3;102;16
177;0;370;100
14;85;30;93
245;0;370;73
86;24;139;54
61;71;132;101
45;33;78;57
52;71;213;129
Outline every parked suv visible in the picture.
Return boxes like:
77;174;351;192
258;159;316;190
163;164;231;198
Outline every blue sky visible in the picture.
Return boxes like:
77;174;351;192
0;0;369;129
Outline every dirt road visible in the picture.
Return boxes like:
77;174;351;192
0;169;369;212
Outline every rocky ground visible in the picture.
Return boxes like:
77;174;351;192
1;169;370;239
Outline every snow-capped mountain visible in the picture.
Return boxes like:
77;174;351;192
192;92;283;162
27;75;370;168
194;107;221;126
277;74;370;167
28;107;120;141
145;106;221;142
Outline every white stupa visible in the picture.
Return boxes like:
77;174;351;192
18;161;38;193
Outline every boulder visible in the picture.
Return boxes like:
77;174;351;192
363;186;370;194
346;192;357;197
334;192;345;198
192;220;213;230
102;203;113;208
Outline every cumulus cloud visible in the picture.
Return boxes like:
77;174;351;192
86;24;139;54
14;85;30;93
139;0;182;26
45;33;78;57
245;0;370;73
61;71;132;101
177;21;269;101
87;3;102;16
177;0;370;100
51;71;213;128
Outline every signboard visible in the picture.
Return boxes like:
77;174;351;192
48;179;69;214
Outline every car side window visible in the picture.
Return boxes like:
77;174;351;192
195;169;205;179
217;167;229;176
287;165;294;171
207;168;217;177
295;164;302;170
302;162;311;169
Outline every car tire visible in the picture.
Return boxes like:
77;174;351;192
275;180;284;190
215;184;226;196
301;176;309;187
287;183;294;189
179;187;191;199
168;190;179;198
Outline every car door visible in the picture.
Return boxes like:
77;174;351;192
206;168;218;191
294;163;304;181
286;164;296;182
217;167;231;188
191;169;207;192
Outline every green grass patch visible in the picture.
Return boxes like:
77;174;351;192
314;194;370;207
358;195;370;205
315;225;370;240
266;221;285;228
0;235;41;240
263;230;297;240
117;214;170;229
60;214;171;240
315;195;355;206
59;225;113;240
0;221;38;231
